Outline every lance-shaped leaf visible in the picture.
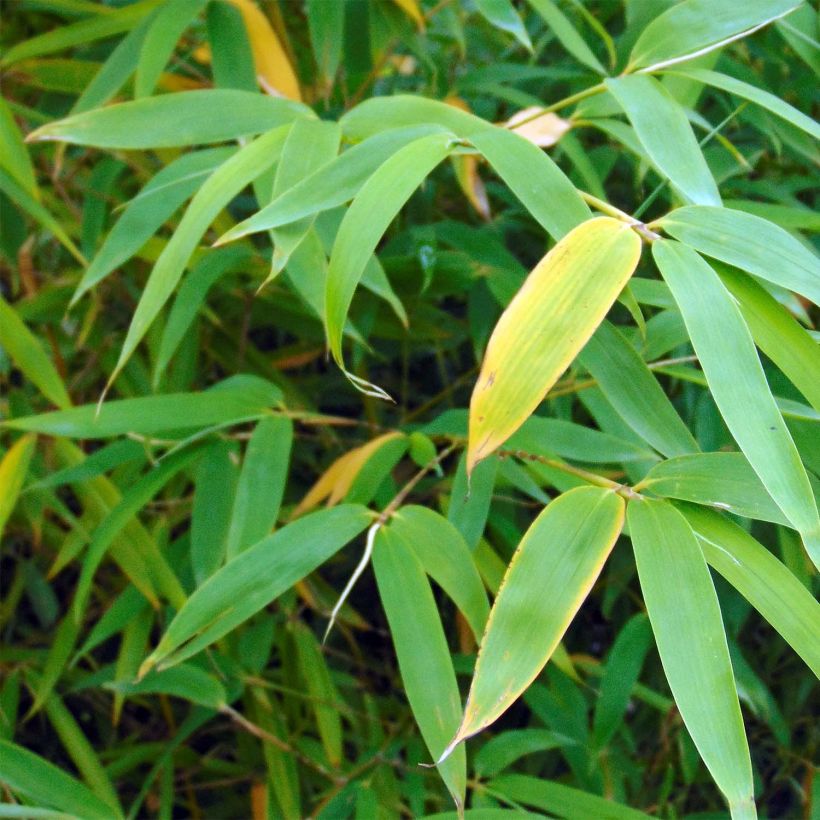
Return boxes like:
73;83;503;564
682;504;820;676
653;240;820;568
388;505;490;642
0;434;37;541
468;217;641;472
663;68;820;141
75;147;236;304
4;376;281;439
0;296;71;409
716;266;820;412
373;525;466;808
0;96;37;199
525;0;606;74
26;89;309;149
606;75;720;207
656;206;820;306
141;505;371;672
474;0;532;51
628;498;754;818
439;486;624;759
108;125;290;389
326;131;454;372
216;125;450;244
578;320;698;458
628;0;800;71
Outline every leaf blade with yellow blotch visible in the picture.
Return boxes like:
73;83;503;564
468;217;642;472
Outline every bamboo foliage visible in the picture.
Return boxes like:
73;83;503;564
0;1;817;817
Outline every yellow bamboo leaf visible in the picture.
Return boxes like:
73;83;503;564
468;217;642;473
390;0;425;30
228;0;301;101
0;433;36;539
453;154;491;220
292;432;404;517
505;107;571;148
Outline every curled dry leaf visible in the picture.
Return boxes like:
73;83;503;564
505;107;571;148
468;216;642;473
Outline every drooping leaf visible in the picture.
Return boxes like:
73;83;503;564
578;320;698;458
656;206;820;306
326;131;454;371
682;504;820;677
653;240;820;566
606;75;720;206
373;524;467;808
468;217;642;472
628;498;754;817
525;0;606;73
388;505;490;641
0;96;37;199
474;0;533;51
442;486;624;756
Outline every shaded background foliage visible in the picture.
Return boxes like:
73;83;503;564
0;0;818;818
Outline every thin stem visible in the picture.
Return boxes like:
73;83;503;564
506;83;606;131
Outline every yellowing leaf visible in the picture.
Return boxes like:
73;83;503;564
228;0;301;101
468;216;642;472
505;108;571;148
0;434;37;540
390;0;425;30
293;432;404;517
453;154;490;219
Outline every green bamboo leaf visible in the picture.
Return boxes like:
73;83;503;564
72;447;197;621
0;434;37;540
190;441;238;585
0;0;161;65
111;604;153;724
578;320;699;458
489;774;650;819
716;266;820;411
292;622;343;768
474;0;533;51
326;131;454;373
388;505;490;641
71;11;151;114
108;126;290;388
682;504;820;676
656;206;820;305
154;245;251;383
142;505;371;671
0;97;37;199
525;0;605;74
628;498;754;818
447;452;498;550
27;90;309;149
653;239;820;566
473;729;570;779
606;75;721;206
4;376;281;439
107;664;226;709
628;0;800;71
26;613;80;719
637;452;790;525
307;0;344;93
373;524;466;808
216;125;450;244
75;147;236;304
225;415;293;559
592;613;652;749
468;125;591;240
664;68;819;140
0;296;70;409
40;690;121;815
0;739;118;820
441;486;624;757
0;168;85;263
207;0;256;91
134;0;207;98
266;118;342;281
